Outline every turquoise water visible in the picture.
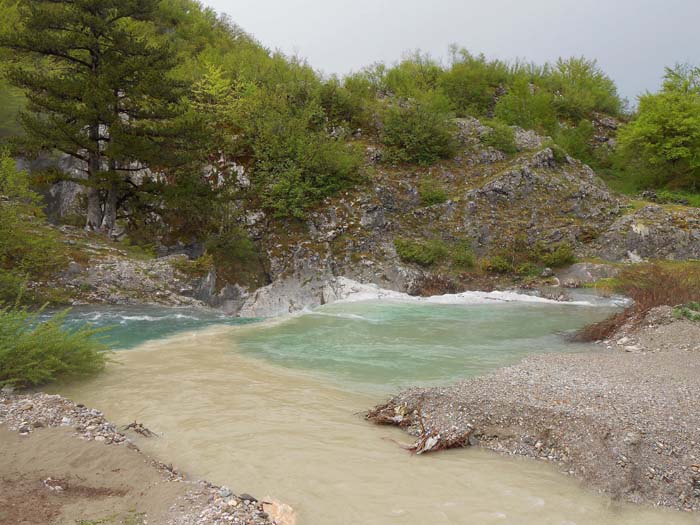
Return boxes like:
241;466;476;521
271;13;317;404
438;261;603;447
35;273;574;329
231;299;617;391
57;296;617;391
46;306;257;349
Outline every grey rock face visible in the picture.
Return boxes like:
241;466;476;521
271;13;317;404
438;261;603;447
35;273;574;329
593;205;700;261
555;263;620;288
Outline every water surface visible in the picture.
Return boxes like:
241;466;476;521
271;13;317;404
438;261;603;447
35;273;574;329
52;298;696;524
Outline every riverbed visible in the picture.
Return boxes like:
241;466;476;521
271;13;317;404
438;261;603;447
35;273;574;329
50;297;698;524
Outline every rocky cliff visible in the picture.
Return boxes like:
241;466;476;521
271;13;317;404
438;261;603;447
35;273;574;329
42;118;700;316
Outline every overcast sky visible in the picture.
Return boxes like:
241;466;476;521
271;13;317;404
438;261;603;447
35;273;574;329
204;0;699;102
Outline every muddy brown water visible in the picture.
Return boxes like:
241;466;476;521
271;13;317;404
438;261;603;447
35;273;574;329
53;320;698;525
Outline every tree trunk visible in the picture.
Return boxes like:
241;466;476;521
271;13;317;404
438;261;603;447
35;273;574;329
100;180;118;235
85;124;103;231
86;186;103;230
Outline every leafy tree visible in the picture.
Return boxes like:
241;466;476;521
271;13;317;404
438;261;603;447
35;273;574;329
494;79;558;135
0;0;186;233
617;65;700;191
381;92;457;165
543;57;622;120
382;51;443;99
439;49;511;117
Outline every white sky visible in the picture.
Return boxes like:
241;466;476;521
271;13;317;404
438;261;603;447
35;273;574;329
204;0;700;102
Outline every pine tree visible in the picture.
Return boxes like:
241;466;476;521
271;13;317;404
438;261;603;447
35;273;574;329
0;0;184;233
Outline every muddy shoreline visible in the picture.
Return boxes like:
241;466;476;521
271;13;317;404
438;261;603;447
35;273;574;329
0;392;293;525
367;308;700;513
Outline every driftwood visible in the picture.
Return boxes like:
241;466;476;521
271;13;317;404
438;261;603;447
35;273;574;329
123;421;157;438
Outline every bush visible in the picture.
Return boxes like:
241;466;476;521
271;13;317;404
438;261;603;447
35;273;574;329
419;178;448;206
395;238;449;267
481;120;518;155
535;242;576;268
674;301;700;321
205;228;268;288
546;142;569;164
554;120;596;164
483;255;513;274
381;92;457;165
543;57;623;120
576;263;700;341
451;241;476;269
0;151;68;303
382;52;443;99
171;253;214;278
0;307;108;388
439;50;511;117
494;79;559;135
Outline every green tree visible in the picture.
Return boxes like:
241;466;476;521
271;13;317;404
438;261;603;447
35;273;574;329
543;57;622;120
439;49;511;117
381;92;457;165
0;0;185;233
617;65;700;191
494;79;558;135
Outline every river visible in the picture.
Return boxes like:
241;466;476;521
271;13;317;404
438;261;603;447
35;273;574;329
50;296;697;524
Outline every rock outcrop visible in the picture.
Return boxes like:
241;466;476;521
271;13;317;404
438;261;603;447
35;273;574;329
592;205;700;261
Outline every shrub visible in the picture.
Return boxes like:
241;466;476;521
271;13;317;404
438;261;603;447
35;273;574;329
554;120;596;164
418;178;448;206
381;92;457;165
481;120;518;155
205;228;268;288
494;79;559;135
483;255;513;274
673;301;700;321
535;242;576;268
576;263;700;341
382;52;443;99
394;238;449;267
515;262;539;276
0;307;108;388
0;151;68;303
543;57;623;120
546;142;569;164
171;253;214;278
439;50;511;117
451;241;476;269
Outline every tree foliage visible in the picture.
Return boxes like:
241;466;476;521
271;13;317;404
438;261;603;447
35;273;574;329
617;65;700;191
0;0;189;233
0;150;68;302
381;92;457;165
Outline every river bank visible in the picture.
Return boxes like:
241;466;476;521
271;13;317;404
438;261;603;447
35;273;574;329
0;391;293;525
367;307;700;513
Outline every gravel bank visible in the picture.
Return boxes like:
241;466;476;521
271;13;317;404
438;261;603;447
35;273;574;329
0;391;293;524
367;310;700;513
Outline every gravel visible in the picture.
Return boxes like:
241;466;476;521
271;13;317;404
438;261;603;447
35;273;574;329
0;391;280;524
367;310;700;512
